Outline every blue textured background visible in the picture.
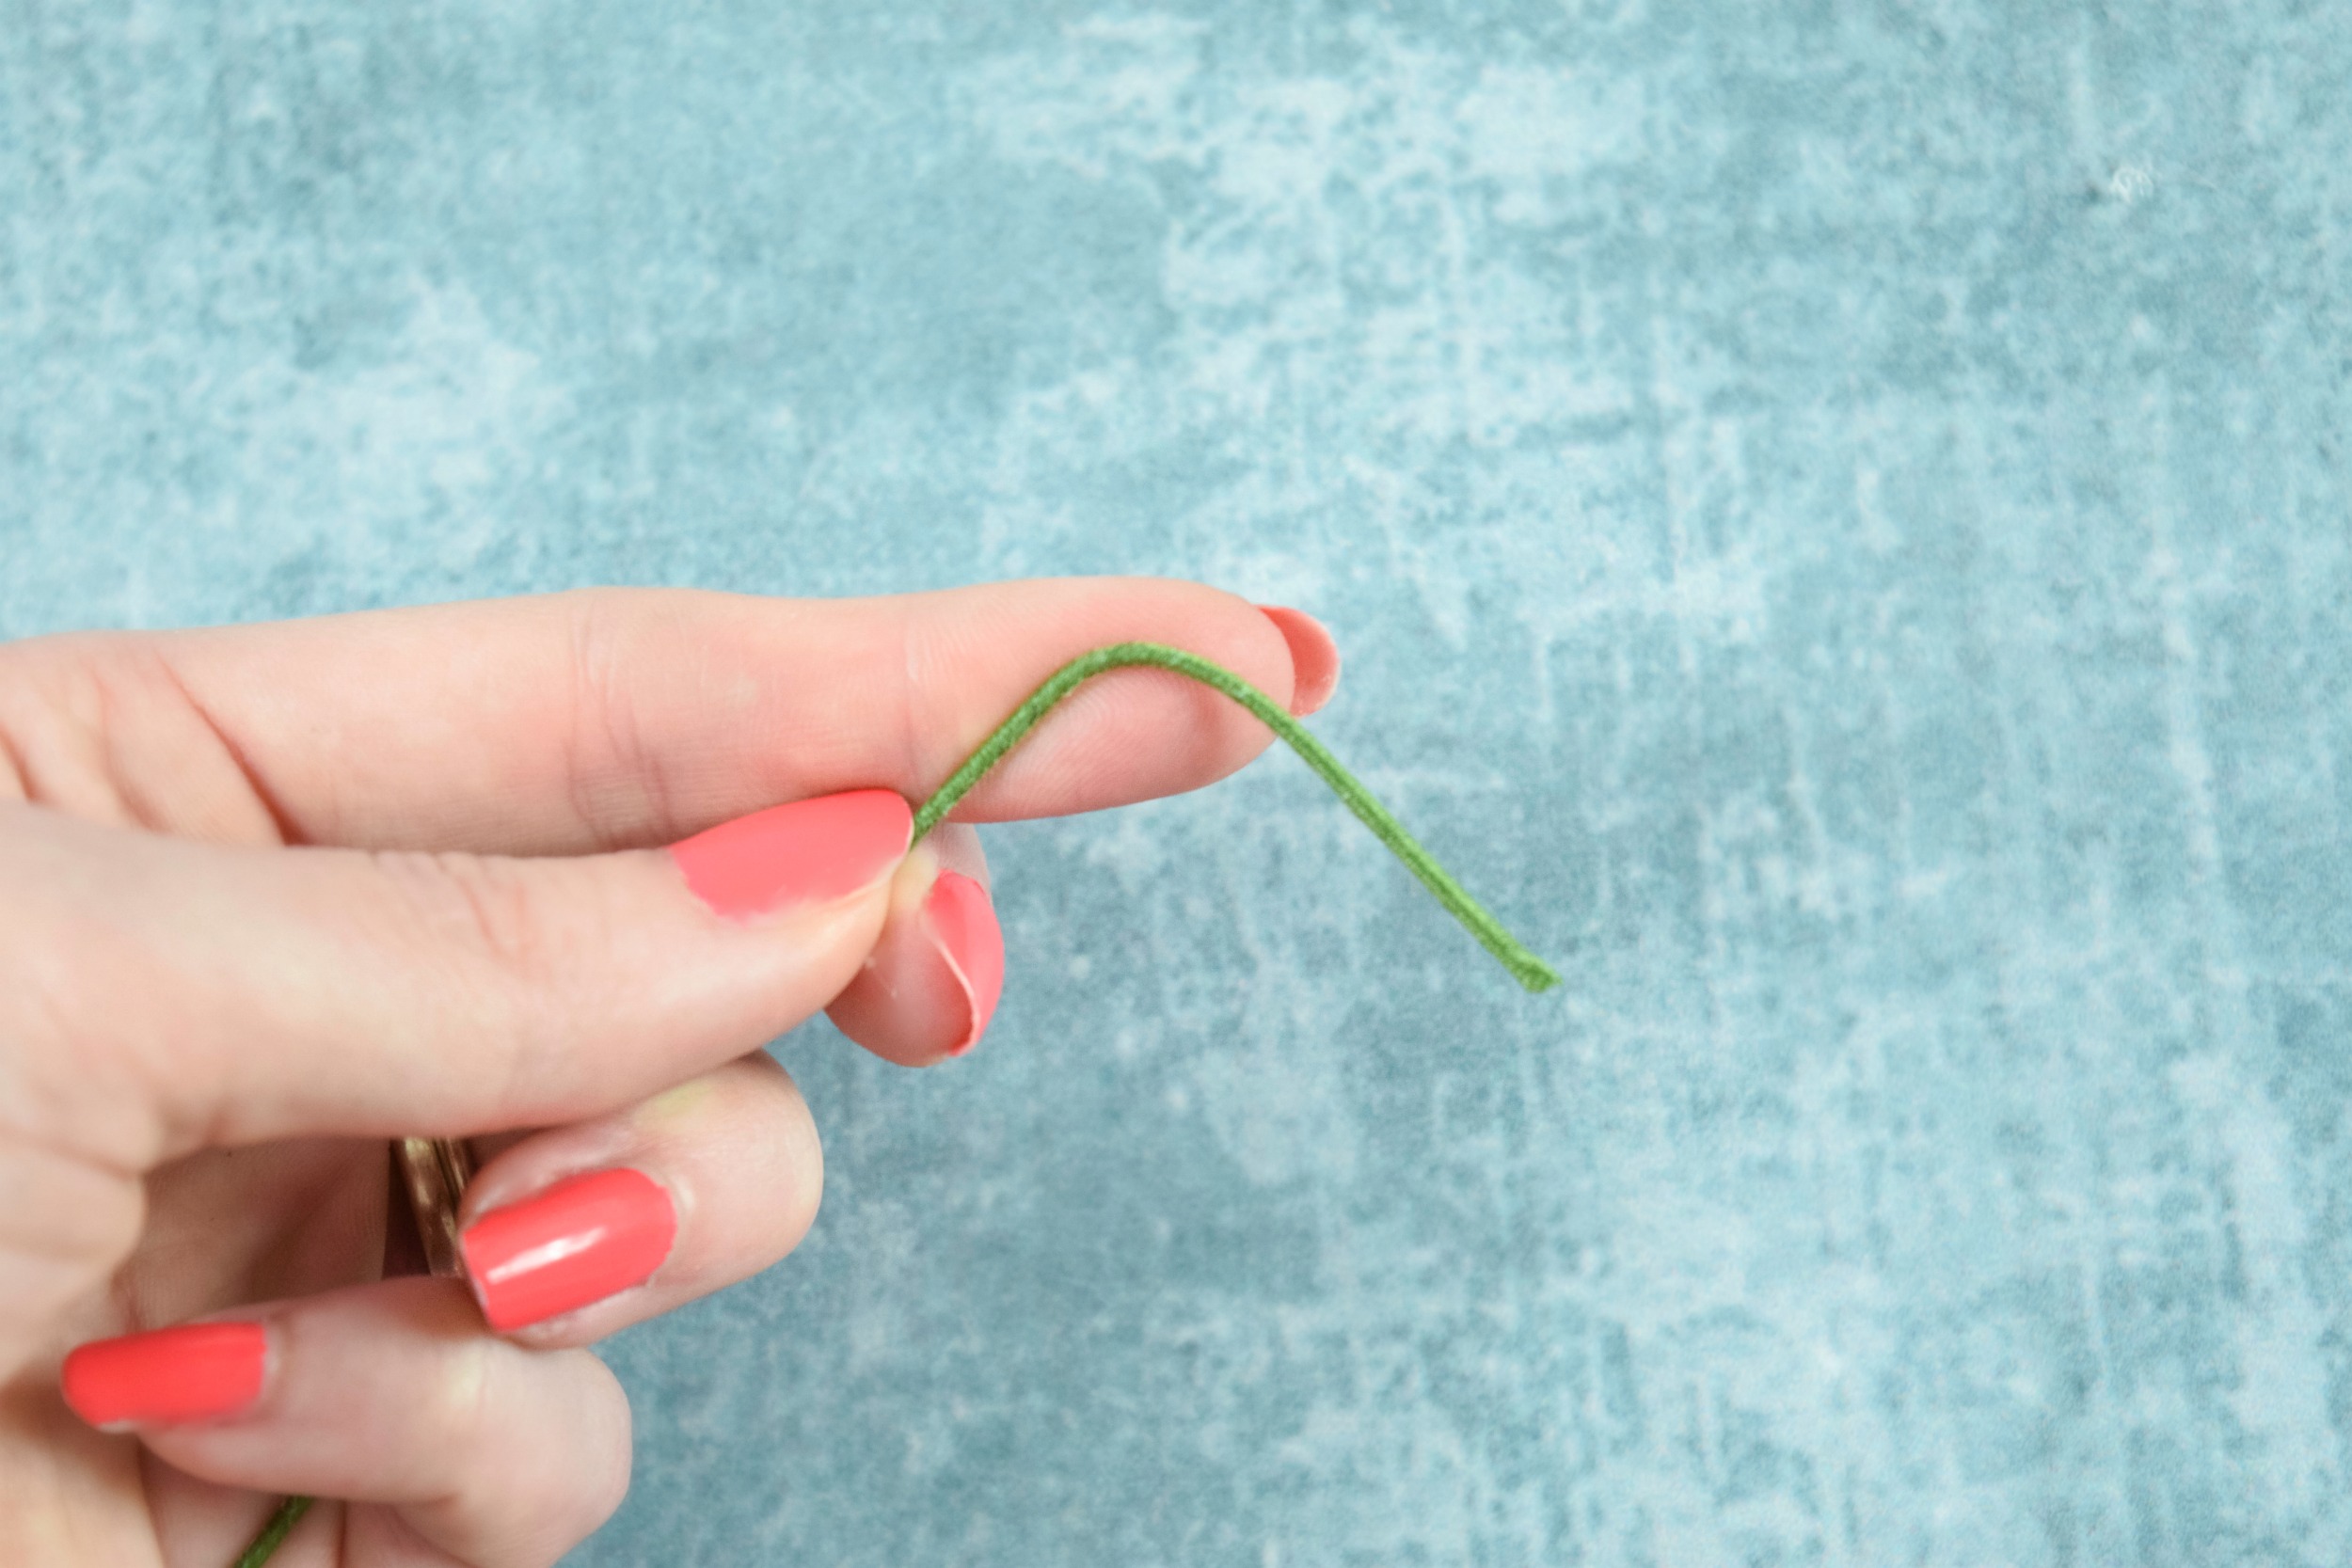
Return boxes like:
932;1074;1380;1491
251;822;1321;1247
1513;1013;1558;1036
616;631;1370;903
7;3;2350;1563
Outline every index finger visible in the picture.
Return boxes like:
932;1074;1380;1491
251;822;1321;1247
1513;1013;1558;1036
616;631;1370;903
4;578;1327;854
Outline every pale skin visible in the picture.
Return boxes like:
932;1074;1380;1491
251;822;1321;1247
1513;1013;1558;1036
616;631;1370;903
0;578;1341;1567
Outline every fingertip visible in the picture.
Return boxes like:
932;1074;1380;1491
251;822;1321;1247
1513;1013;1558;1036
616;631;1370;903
922;869;1005;1057
825;841;1002;1067
1255;605;1342;716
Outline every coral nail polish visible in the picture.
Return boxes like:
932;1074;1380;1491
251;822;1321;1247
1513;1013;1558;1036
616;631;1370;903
924;870;1005;1056
61;1321;267;1429
671;788;912;920
460;1168;677;1333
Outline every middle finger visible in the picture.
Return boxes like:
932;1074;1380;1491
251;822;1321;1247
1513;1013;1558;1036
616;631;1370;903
453;1052;822;1344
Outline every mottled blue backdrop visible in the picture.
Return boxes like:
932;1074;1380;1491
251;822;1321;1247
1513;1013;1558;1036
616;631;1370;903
7;2;2351;1563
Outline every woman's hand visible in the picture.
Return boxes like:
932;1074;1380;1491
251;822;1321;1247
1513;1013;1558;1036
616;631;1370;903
0;578;1338;1567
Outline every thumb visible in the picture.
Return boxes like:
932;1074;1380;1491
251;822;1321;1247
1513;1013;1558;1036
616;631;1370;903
0;790;911;1167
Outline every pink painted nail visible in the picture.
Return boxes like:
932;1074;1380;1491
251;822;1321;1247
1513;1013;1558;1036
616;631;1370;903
61;1322;267;1429
461;1168;677;1333
1255;604;1342;716
924;870;1005;1056
670;788;912;920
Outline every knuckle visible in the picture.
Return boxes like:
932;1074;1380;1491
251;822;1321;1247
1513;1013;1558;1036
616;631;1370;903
362;848;583;1109
366;849;579;1016
0;816;172;1155
562;592;677;848
360;847;646;1117
421;1322;503;1471
368;847;612;1117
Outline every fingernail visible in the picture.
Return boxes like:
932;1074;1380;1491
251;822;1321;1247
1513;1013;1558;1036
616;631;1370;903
923;869;1005;1056
460;1168;677;1333
61;1321;267;1429
671;788;912;921
1254;604;1342;717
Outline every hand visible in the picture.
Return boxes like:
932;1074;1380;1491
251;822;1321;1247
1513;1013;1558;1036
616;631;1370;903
0;579;1340;1567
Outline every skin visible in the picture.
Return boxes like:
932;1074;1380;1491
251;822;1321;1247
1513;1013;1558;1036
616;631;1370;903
0;578;1340;1568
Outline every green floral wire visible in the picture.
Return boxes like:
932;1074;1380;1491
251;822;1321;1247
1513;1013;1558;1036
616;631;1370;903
909;641;1560;992
234;1496;310;1568
235;641;1554;1567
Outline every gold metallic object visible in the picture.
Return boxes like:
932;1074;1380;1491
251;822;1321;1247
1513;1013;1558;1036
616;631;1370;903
234;1138;479;1568
394;1136;474;1278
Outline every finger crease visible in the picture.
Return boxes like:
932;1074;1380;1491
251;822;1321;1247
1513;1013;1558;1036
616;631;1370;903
151;653;299;847
0;720;26;800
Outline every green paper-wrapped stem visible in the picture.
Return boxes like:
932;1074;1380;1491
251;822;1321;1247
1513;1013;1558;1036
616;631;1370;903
909;641;1559;993
235;1496;311;1568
